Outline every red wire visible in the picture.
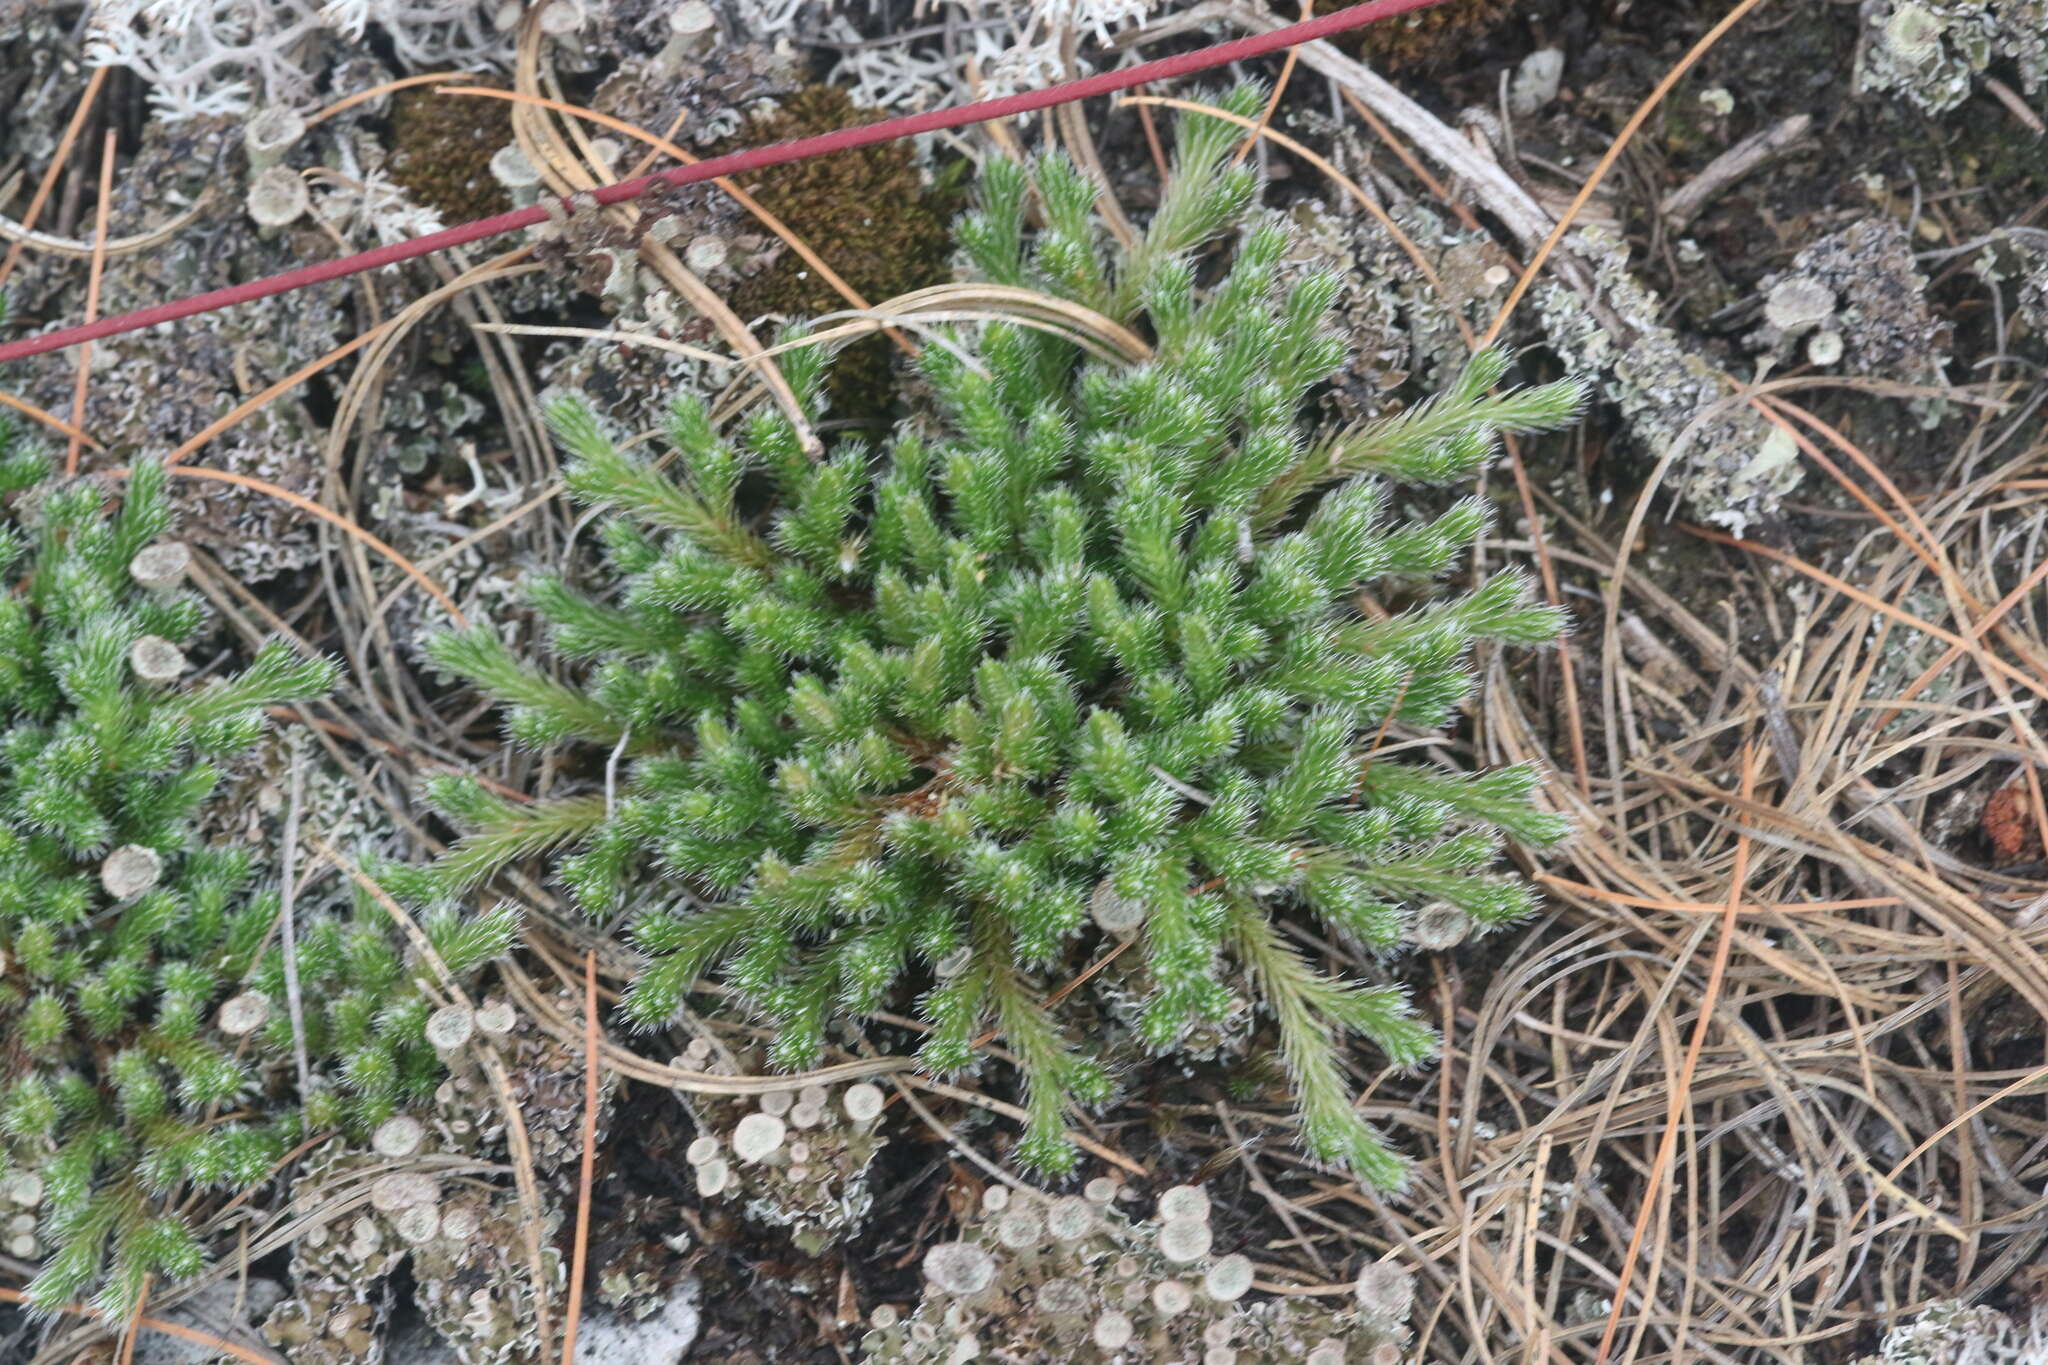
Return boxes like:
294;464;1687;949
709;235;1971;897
0;0;1447;367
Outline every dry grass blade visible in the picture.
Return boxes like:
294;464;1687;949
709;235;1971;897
901;1074;1149;1177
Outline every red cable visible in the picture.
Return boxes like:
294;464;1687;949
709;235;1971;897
0;0;1447;367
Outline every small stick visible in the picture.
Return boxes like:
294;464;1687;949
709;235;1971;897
1983;76;2046;136
0;0;1456;366
1660;113;1811;230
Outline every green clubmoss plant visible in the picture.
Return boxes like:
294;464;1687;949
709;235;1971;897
0;392;516;1315
419;89;1582;1185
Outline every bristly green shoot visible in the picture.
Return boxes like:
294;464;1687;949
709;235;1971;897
0;403;515;1315
422;87;1582;1183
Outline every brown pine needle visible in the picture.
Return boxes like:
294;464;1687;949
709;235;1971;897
1481;0;1773;348
0;1287;275;1365
0;390;102;448
66;130;116;477
1336;86;1491;239
1536;873;1901;915
1130;83;1172;181
1685;523;2048;707
561;950;601;1365
116;1273;151;1365
163;319;396;467
1234;0;1312;164
303;70;463;128
1593;742;1760;1365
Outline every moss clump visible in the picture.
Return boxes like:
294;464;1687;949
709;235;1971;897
414;95;1586;1183
1309;0;1519;72
715;84;960;420
389;81;514;224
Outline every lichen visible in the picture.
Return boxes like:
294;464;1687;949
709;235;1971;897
262;994;597;1363
590;38;802;154
1855;0;2048;116
1748;218;1951;384
1534;228;1789;535
1283;196;1518;424
1850;1298;2048;1364
864;1179;1414;1363
2015;234;2048;341
672;1042;888;1256
3;107;476;585
81;0;511;122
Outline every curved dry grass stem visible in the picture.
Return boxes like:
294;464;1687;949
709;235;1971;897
0;66;107;292
1337;85;1490;239
0;195;211;261
500;956;913;1095
1686;524;2048;707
